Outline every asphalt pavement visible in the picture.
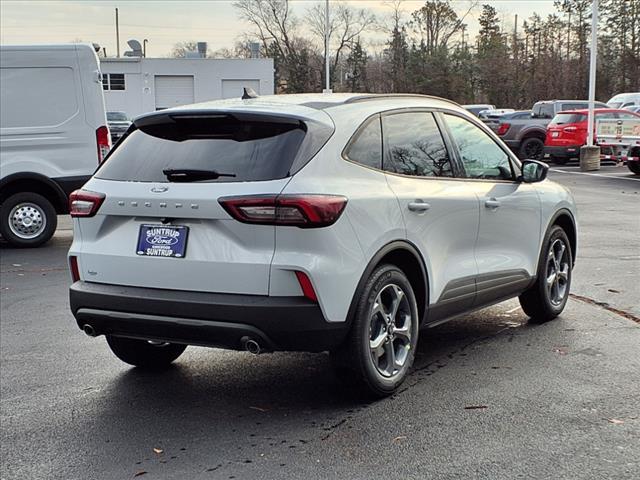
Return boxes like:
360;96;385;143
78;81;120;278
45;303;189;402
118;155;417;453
1;167;639;480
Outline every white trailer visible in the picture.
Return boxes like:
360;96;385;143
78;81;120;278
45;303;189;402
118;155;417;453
596;118;640;175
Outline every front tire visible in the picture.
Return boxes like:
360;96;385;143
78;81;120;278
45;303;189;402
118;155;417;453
519;226;572;323
106;335;186;369
0;192;57;247
332;264;419;398
627;162;640;175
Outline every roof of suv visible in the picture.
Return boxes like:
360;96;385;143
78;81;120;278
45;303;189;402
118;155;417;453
169;92;460;112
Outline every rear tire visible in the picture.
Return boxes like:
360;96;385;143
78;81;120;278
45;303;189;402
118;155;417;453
0;192;57;247
628;162;640;175
519;226;572;323
331;264;419;398
519;137;545;160
106;336;186;369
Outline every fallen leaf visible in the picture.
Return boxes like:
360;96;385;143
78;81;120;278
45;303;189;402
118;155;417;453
607;418;624;424
249;406;269;412
153;447;163;454
464;405;488;410
134;471;147;477
552;346;568;355
392;435;407;442
607;289;620;293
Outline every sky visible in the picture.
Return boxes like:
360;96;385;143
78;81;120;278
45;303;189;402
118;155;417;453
0;1;558;57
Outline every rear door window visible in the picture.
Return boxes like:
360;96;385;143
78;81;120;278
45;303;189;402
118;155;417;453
382;112;453;178
96;114;323;183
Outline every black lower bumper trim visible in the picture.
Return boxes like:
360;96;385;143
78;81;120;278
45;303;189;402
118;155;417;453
70;282;349;352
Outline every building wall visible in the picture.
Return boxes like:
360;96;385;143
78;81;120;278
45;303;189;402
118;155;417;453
101;57;274;118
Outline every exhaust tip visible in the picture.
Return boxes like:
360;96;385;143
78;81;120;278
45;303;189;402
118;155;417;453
82;324;97;337
241;336;261;355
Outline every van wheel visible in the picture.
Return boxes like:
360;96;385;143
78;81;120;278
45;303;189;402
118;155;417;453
519;225;572;323
106;336;187;369
331;264;419;398
0;192;57;247
628;162;640;175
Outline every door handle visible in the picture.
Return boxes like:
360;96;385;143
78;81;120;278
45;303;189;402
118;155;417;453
485;198;501;209
408;200;431;212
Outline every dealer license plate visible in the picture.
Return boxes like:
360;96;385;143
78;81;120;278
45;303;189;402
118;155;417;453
136;225;188;258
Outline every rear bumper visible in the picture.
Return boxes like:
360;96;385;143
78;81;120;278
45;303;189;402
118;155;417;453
543;145;581;159
69;281;349;352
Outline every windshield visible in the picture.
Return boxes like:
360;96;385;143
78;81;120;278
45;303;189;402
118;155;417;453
107;112;129;121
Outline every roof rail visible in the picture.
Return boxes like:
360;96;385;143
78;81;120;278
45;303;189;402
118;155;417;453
344;93;461;107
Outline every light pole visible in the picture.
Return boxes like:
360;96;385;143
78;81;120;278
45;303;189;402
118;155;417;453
323;0;332;93
580;0;600;171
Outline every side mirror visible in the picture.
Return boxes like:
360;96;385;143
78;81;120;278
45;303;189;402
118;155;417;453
520;159;548;183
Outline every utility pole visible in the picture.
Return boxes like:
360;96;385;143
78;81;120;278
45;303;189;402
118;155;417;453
323;0;331;93
143;39;148;58
115;8;120;58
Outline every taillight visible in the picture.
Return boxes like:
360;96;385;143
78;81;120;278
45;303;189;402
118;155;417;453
69;190;105;217
497;123;511;135
563;126;577;133
294;271;318;302
96;125;111;163
219;195;347;228
69;256;80;282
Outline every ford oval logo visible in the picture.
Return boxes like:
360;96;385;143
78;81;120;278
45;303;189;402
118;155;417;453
151;186;169;193
145;228;180;246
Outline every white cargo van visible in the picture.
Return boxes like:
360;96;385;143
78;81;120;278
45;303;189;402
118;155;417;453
0;43;110;247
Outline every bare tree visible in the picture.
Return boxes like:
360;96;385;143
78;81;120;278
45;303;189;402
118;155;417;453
411;0;477;54
170;41;201;58
306;2;376;83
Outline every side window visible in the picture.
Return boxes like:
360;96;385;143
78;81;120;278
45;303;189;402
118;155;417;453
344;116;382;169
616;112;639;119
541;104;555;118
382;112;452;177
444;114;513;181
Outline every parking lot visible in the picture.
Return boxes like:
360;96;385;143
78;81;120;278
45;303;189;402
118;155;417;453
1;167;638;480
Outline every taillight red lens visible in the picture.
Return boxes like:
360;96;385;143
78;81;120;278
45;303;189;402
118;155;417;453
219;195;347;228
563;126;577;133
69;190;105;217
69;256;80;282
497;123;511;135
295;271;318;302
96;125;111;163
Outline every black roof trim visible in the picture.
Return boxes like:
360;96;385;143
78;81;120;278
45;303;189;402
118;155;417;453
344;93;461;107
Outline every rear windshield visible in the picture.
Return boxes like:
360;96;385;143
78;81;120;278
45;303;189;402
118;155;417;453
95;113;319;183
550;113;586;125
107;112;128;121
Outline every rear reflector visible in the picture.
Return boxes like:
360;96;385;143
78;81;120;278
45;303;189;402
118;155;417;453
294;271;318;302
219;194;347;228
96;125;111;163
69;256;80;282
69;190;106;217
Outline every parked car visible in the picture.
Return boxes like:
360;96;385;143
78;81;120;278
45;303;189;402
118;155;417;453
544;108;640;164
68;93;577;397
106;111;131;143
623;105;640;114
494;99;608;160
607;92;640;109
462;104;495;117
0;43;110;247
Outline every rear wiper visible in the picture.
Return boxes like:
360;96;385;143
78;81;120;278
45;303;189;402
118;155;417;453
162;168;236;182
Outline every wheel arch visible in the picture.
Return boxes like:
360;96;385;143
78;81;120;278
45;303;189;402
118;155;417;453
346;240;430;327
547;209;577;267
519;127;547;142
0;173;68;213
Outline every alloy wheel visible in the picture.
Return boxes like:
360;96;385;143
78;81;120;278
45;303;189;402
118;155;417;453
368;283;413;378
546;238;570;306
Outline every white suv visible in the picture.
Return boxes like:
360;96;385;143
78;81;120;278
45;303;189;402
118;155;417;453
68;93;577;397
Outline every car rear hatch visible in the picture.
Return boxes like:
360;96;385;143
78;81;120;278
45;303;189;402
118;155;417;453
546;112;587;146
73;107;334;295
